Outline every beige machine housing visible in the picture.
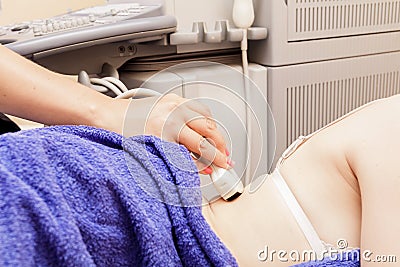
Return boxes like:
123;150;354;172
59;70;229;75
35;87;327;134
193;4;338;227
267;51;400;166
247;0;400;166
120;0;400;170
250;0;400;66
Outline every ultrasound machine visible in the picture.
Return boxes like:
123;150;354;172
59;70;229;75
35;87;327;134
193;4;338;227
2;0;400;197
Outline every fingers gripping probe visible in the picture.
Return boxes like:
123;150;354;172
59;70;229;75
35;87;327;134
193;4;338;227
78;70;244;201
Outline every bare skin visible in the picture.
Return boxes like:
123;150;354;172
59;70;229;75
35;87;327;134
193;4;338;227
2;43;399;266
203;95;400;266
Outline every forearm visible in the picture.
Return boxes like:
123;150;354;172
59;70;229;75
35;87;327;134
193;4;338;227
0;45;229;168
0;45;129;134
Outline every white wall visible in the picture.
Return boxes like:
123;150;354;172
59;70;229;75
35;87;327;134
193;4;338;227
0;0;106;25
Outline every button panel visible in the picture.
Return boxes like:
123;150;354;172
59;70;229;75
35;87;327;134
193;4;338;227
0;3;159;39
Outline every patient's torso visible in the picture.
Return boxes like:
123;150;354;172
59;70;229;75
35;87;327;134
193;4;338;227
202;121;362;266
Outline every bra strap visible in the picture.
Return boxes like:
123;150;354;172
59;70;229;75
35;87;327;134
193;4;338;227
271;169;327;258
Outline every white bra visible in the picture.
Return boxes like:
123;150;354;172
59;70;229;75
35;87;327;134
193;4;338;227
269;97;385;258
270;168;329;258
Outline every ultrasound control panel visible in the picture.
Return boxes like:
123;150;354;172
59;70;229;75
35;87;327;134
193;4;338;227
0;3;177;74
4;4;160;39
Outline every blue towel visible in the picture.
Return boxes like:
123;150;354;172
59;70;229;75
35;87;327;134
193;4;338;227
0;126;237;267
0;125;362;267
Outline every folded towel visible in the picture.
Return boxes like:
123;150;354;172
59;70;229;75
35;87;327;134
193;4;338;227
0;126;237;267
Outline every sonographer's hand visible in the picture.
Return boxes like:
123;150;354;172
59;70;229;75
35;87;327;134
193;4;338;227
0;45;230;173
123;94;229;174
